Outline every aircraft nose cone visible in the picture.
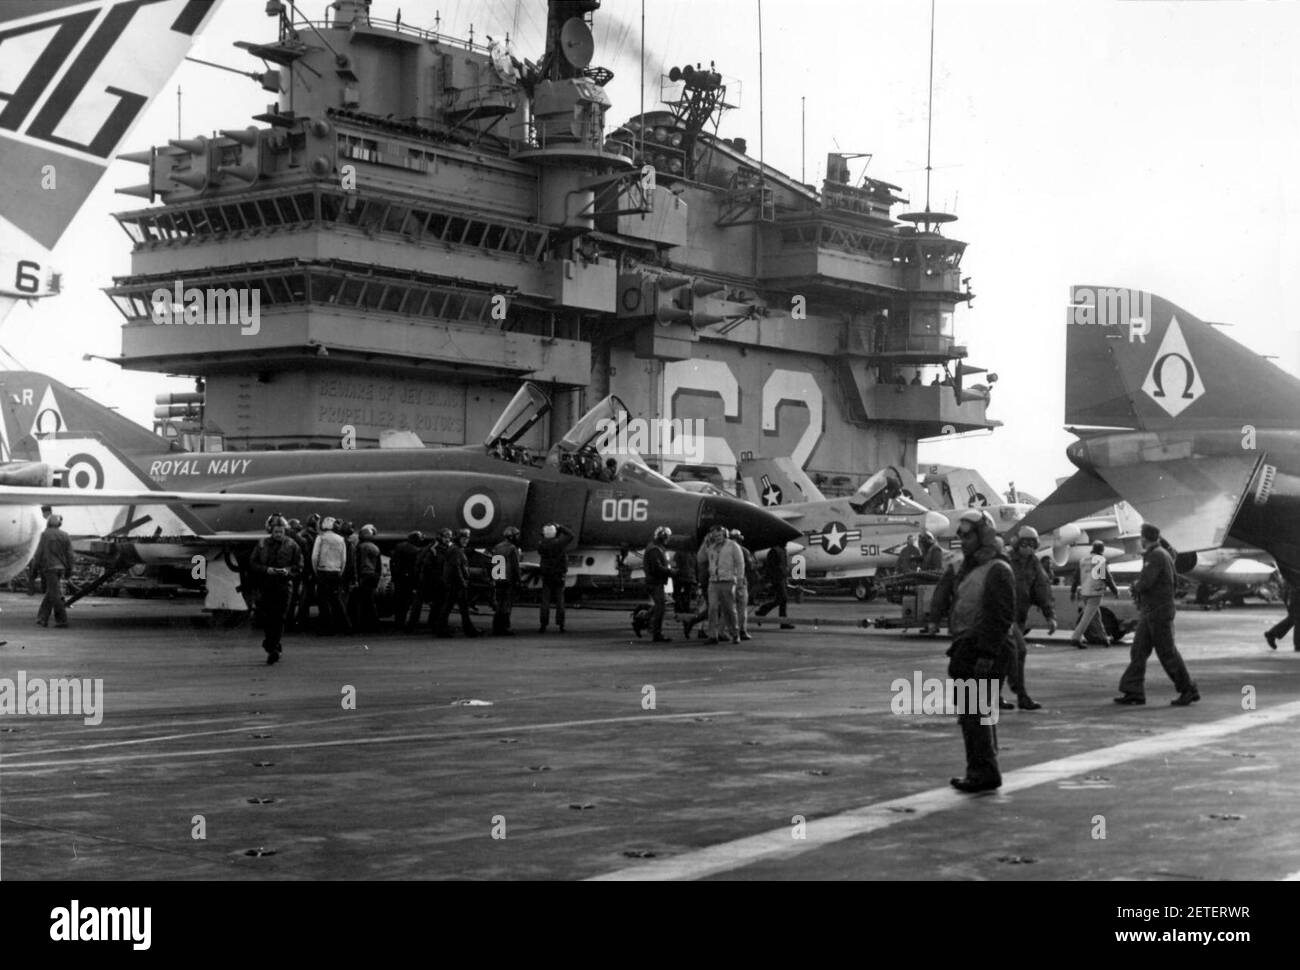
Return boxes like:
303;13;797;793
924;510;950;535
698;496;801;550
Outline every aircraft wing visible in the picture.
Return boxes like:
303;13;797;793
0;486;343;507
1094;454;1263;553
1016;470;1121;536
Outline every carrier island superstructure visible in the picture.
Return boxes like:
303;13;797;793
108;0;995;497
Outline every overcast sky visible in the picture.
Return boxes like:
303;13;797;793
6;0;1298;499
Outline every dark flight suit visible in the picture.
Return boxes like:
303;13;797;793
1008;552;1054;704
672;548;697;615
355;539;381;632
291;526;316;631
426;540;452;631
491;538;521;635
1266;582;1299;649
935;548;1016;788
683;541;713;638
642;540;673;640
250;534;303;661
896;542;922;573
407;542;436;631
437;542;479;637
31;524;74;627
538;525;574;632
918;542;945;577
756;545;790;620
390;538;421;631
1118;544;1197;700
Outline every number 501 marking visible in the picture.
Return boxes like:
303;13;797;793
601;497;648;522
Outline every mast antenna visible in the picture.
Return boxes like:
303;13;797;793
924;0;935;212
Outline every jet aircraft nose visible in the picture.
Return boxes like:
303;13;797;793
924;511;950;535
697;495;801;550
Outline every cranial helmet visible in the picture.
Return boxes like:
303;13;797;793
266;514;288;532
503;526;521;540
1016;526;1040;546
542;524;558;539
654;526;672;542
359;524;377;538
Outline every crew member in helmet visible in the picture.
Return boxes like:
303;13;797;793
437;528;479;638
636;526;675;642
1004;526;1056;711
928;509;1016;793
412;529;453;634
354;524;381;632
492;526;522;635
917;530;944;576
30;512;74;628
251;515;303;664
537;522;574;634
311;516;351;636
731;529;757;641
1071;540;1119;647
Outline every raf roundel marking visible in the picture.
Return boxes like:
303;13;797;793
64;453;105;490
461;491;496;530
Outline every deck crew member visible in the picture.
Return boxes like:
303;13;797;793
637;526;675;642
672;545;698;617
251;515;303;664
390;531;423;631
1070;540;1119;647
682;533;717;639
1264;577;1299;651
732;529;756;641
492;527;522;635
437;528;479;638
1115;524;1199;706
355;524;382;632
929;509;1015;792
30;513;74;628
1005;527;1056;711
538;523;574;634
755;543;795;629
706;525;745;644
311;517;351;636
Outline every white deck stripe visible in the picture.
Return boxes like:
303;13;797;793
591;701;1300;881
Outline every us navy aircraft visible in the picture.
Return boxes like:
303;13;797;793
737;457;948;593
1020;285;1300;586
5;374;798;611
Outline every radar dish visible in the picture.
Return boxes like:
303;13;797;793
560;18;594;70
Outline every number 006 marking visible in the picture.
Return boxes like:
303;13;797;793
601;498;648;522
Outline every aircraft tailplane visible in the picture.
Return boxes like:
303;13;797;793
1065;285;1300;430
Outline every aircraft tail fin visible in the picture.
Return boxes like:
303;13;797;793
0;371;171;462
0;2;225;317
917;465;1000;509
738;457;825;508
1065;285;1300;430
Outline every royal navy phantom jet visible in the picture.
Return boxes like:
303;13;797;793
1018;285;1300;586
19;377;798;611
